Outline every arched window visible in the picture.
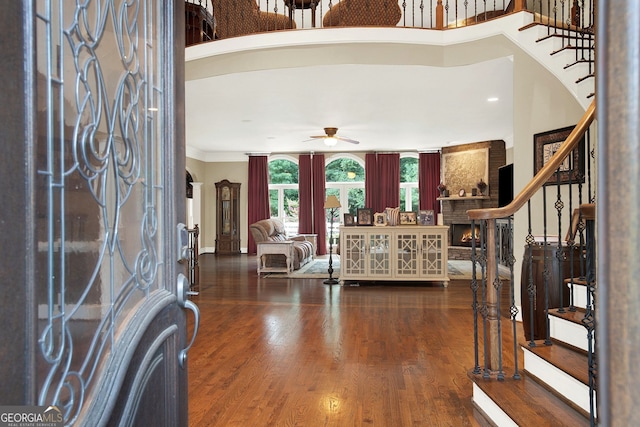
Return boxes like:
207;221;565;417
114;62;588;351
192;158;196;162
400;155;419;211
325;155;365;220
268;157;299;235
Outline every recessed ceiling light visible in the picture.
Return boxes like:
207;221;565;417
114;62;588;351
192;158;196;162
487;97;499;102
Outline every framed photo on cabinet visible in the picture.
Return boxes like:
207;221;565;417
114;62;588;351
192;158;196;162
399;211;417;225
418;210;435;226
344;213;355;226
374;212;387;226
357;208;373;226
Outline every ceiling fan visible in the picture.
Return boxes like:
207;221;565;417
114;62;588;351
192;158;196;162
309;127;360;146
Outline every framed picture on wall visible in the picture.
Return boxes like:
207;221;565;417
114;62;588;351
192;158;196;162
534;125;585;185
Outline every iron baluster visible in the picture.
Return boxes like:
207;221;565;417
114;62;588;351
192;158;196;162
526;201;536;347
555;164;566;314
471;219;481;375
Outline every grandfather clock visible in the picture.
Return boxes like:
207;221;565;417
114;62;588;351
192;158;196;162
215;180;241;254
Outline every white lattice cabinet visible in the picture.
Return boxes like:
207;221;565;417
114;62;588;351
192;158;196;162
339;226;449;285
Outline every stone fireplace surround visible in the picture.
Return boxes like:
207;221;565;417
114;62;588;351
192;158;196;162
440;140;506;260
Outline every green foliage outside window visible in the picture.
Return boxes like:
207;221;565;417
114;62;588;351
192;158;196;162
269;159;299;184
400;157;418;182
269;189;278;216
326;158;365;213
326;158;364;182
284;189;299;218
269;159;299;220
347;188;364;215
268;156;419;220
400;157;419;210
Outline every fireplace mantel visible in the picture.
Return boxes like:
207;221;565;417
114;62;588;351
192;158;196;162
437;195;489;201
439;140;506;259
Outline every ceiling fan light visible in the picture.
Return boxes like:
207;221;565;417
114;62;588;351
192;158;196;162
324;137;338;147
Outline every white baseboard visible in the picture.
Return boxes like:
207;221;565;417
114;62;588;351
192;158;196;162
201;246;249;254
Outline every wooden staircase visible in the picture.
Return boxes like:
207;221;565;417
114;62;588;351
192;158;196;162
470;285;594;426
470;199;597;426
516;15;596;108
468;7;598;423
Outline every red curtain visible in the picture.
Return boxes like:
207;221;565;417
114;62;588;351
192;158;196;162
312;154;327;255
298;155;313;234
377;153;400;211
419;152;441;216
365;153;378;211
247;155;271;254
365;153;400;212
298;154;327;255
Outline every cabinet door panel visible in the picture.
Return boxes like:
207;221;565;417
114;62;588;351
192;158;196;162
395;232;418;277
343;232;367;276
420;232;445;276
368;232;392;276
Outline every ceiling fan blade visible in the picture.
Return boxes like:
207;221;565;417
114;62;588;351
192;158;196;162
309;135;326;139
336;136;360;144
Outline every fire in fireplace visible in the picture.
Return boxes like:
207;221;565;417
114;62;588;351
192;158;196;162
451;223;481;247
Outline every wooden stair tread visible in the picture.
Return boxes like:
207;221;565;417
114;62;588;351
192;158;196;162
470;370;589;426
550;45;578;55
549;306;588;326
564;59;595;70
564;276;588;285
522;340;590;386
519;19;596;37
577;73;595;84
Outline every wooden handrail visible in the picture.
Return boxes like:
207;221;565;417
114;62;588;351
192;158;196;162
467;99;595;220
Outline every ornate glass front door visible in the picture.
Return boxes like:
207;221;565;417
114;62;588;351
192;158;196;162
0;1;195;424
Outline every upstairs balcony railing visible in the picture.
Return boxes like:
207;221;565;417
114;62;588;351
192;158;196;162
185;0;595;43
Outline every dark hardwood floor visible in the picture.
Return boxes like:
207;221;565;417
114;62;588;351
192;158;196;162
187;254;501;426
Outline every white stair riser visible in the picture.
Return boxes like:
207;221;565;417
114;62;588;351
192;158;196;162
549;315;594;352
568;282;590;309
472;383;519;427
523;348;596;416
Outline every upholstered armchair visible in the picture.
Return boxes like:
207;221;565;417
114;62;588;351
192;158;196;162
213;0;295;39
322;0;402;27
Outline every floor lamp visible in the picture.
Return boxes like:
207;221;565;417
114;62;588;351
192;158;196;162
323;195;341;285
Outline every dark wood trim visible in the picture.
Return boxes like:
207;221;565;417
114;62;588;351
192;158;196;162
0;0;37;405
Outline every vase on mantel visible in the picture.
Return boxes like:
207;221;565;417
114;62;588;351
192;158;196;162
437;182;448;197
477;179;487;196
